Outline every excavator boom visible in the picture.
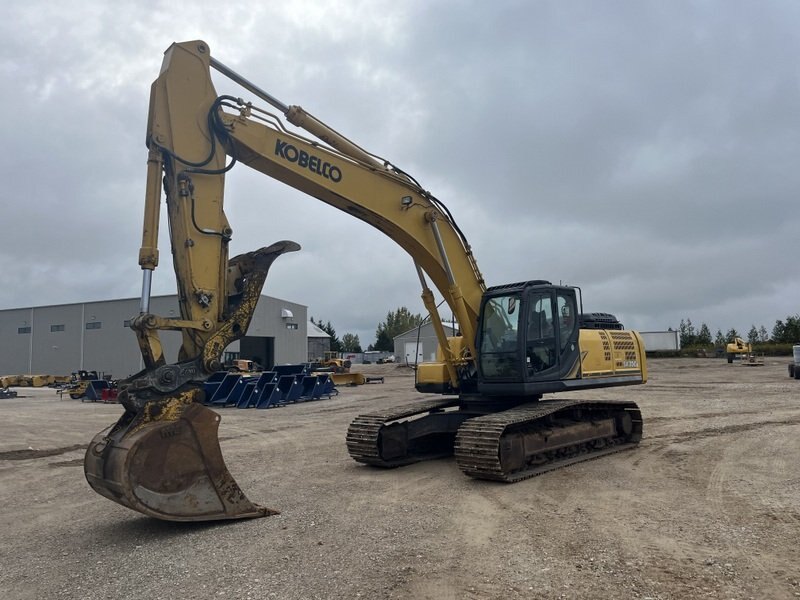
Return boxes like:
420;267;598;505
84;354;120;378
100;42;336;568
85;40;486;521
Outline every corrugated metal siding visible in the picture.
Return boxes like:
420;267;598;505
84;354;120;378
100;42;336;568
0;295;307;377
393;322;456;364
250;296;308;365
1;308;35;374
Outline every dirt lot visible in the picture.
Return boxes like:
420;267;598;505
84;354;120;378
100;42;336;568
1;358;798;600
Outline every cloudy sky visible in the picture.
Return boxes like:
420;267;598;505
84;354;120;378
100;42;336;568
1;0;798;348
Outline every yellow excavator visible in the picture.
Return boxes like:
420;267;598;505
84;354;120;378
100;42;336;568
84;41;647;521
725;337;752;363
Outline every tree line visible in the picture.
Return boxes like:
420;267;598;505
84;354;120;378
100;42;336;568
311;307;424;354
315;310;800;356
678;314;800;348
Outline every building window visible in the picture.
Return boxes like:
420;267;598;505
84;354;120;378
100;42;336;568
286;322;298;330
223;352;240;363
123;320;132;327
50;324;65;333
18;327;31;334
86;322;102;330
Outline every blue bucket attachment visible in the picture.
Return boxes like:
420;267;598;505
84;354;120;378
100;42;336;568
255;383;283;408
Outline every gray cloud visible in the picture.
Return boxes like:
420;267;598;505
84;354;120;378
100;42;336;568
1;0;797;347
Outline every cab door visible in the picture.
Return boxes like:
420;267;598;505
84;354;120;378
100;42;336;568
524;291;558;380
524;289;579;382
554;291;580;379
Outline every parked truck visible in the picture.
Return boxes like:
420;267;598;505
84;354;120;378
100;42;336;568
789;345;800;379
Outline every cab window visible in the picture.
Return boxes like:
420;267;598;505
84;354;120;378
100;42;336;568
480;295;520;353
479;295;521;378
526;293;556;374
556;293;577;351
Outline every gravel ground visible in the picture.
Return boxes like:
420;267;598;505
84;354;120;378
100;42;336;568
1;358;798;600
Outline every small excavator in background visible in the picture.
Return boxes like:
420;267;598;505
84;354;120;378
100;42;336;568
725;337;764;366
84;41;647;522
725;337;752;363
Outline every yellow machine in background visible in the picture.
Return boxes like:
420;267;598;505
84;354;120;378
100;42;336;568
317;351;352;373
725;337;763;365
310;352;366;386
84;41;647;522
65;370;100;399
725;337;751;362
224;359;263;373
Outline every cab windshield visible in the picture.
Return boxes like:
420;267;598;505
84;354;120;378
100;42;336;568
479;294;521;378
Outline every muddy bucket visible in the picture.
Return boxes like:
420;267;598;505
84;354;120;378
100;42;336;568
84;391;277;521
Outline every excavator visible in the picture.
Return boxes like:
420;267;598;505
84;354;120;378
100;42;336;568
725;337;753;363
84;41;647;521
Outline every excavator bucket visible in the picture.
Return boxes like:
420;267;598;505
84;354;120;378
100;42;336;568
84;388;277;521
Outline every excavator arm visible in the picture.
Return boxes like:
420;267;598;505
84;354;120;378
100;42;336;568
138;40;486;388
85;40;488;522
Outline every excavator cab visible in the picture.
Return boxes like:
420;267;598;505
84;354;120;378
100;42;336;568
477;281;582;396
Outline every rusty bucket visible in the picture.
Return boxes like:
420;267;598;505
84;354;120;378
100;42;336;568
84;390;277;521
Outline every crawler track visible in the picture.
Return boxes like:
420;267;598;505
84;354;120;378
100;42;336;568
346;397;461;467
347;397;643;481
454;399;643;482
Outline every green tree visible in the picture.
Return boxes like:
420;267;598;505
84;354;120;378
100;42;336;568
696;323;712;346
788;315;800;342
374;329;393;351
725;328;740;343
714;330;726;347
772;319;785;343
758;325;769;343
679;318;697;347
773;314;800;343
747;325;759;345
340;333;362;353
374;307;424;351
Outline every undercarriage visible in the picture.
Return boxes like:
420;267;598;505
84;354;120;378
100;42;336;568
347;397;642;481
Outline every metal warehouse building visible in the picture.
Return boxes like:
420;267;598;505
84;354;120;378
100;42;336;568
0;295;308;379
307;321;331;361
393;322;456;365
